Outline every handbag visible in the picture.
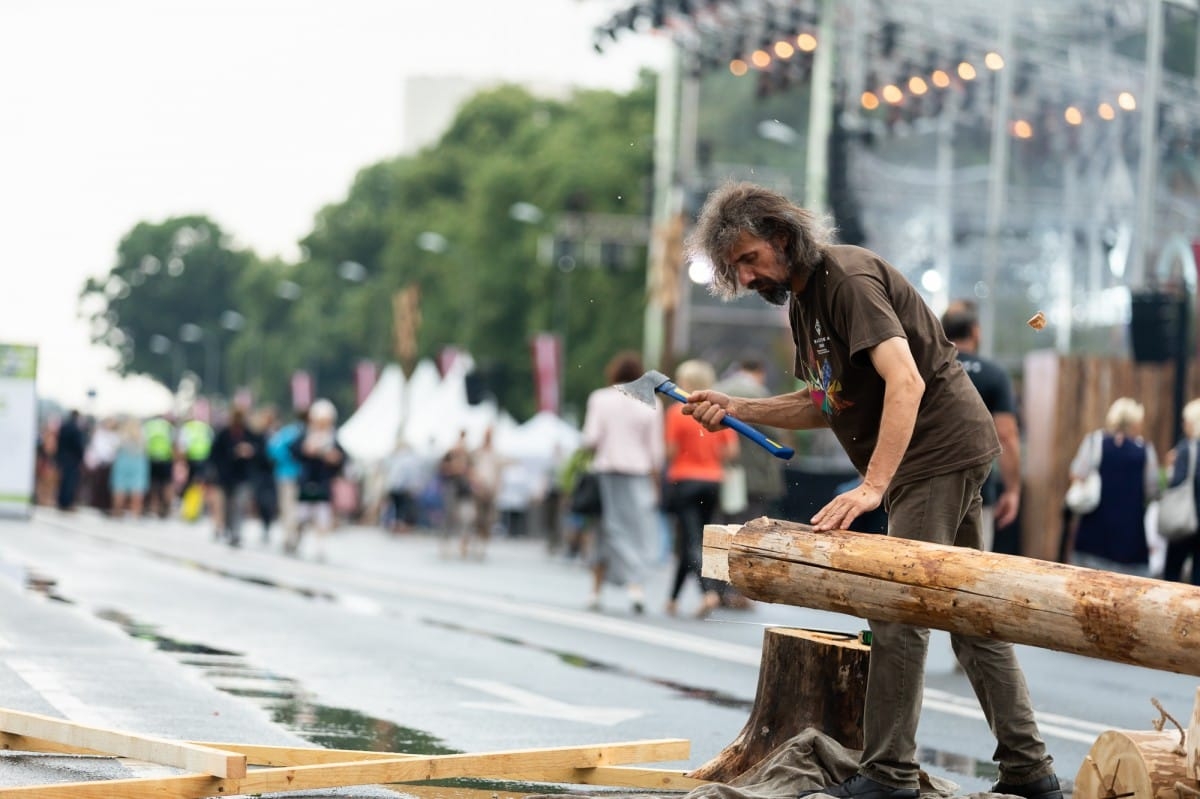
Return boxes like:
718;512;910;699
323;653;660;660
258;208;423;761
569;472;602;516
1158;442;1198;541
720;465;749;515
1065;431;1103;515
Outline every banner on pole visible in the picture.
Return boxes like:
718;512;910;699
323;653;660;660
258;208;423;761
291;370;314;411
531;333;561;415
0;344;38;517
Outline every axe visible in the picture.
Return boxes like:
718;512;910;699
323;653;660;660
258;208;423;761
616;369;794;460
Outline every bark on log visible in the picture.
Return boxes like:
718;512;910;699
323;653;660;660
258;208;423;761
1074;730;1196;799
701;519;1200;677
687;627;869;784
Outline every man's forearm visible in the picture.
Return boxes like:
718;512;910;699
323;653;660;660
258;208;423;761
728;391;829;431
995;413;1021;493
861;376;922;493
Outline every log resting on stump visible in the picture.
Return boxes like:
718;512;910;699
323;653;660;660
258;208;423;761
687;627;869;784
1074;730;1198;799
701;518;1200;677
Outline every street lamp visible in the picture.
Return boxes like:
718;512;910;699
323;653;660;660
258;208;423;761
337;260;368;283
179;323;219;397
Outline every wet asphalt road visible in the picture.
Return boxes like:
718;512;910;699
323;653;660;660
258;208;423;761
0;508;1195;797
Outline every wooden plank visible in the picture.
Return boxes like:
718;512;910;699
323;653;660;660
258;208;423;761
713;517;1200;677
0;709;246;778
0;732;110;756
187;741;407;766
0;737;691;799
575;765;709;789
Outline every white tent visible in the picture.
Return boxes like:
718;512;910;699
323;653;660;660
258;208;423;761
496;410;582;462
338;355;577;466
337;364;407;462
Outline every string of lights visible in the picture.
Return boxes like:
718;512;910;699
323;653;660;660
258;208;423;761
592;0;1200;146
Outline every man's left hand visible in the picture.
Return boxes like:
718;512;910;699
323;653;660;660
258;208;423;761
994;488;1020;529
811;482;884;532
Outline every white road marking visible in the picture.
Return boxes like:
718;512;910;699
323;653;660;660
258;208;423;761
456;678;642;725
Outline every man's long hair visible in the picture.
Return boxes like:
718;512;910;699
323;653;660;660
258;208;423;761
687;181;835;299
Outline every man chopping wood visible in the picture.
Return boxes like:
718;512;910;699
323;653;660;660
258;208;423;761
682;181;1060;799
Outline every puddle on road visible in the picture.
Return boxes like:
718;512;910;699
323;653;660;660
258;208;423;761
425;617;754;712
94;606;455;757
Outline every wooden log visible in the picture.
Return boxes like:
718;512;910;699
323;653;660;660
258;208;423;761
1074;730;1197;799
687;626;869;783
702;518;1200;677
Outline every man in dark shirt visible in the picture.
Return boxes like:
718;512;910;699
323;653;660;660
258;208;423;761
682;182;1060;799
941;302;1021;551
54;410;86;511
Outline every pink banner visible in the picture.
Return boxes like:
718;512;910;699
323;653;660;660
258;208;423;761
530;333;561;414
354;360;379;408
291;370;313;411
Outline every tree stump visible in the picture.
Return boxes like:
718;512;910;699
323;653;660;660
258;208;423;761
686;626;869;784
1074;730;1197;799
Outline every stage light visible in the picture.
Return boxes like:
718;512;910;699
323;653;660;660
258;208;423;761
931;69;951;89
730;59;749;77
861;91;880;110
797;32;818;52
908;76;928;95
751;49;771;69
1117;91;1136;111
882;84;903;104
957;61;976;81
985;51;1005;70
775;40;795;59
1098;102;1116;120
1064;106;1084;125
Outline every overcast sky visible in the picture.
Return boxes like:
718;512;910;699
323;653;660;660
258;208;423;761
0;0;667;415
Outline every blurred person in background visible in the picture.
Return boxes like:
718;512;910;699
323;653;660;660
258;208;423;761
383;436;426;534
713;354;788;520
250;406;280;544
177;411;214;521
110;417;149;519
142;413;177;518
470;426;506;555
268;408;307;552
54;410;86;511
1161;398;1200;584
210;407;268;548
84;416;119;515
663;358;739;618
581;350;664;615
941;301;1021;551
288;399;346;560
1066;397;1159;576
438;430;475;558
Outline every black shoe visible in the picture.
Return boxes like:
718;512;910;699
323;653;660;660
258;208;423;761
990;774;1062;799
798;773;918;799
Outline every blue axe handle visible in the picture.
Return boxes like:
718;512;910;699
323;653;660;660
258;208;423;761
655;380;795;461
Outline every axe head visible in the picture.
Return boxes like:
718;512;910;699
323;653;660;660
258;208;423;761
615;369;672;406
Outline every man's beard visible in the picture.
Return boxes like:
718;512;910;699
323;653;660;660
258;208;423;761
751;279;790;305
751;242;794;305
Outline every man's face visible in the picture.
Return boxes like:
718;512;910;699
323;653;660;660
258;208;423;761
728;230;792;305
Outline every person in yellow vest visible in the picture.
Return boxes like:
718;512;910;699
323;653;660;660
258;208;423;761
142;414;177;518
177;414;214;522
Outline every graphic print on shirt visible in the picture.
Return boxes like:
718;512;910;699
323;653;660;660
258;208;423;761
800;316;853;416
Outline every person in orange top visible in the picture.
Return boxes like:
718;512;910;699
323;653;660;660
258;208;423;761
663;359;740;617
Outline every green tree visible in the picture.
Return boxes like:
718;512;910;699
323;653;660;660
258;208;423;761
79;216;254;398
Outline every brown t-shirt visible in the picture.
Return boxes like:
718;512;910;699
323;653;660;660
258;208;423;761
789;245;999;487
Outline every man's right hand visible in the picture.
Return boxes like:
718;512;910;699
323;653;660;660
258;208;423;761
681;390;734;432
